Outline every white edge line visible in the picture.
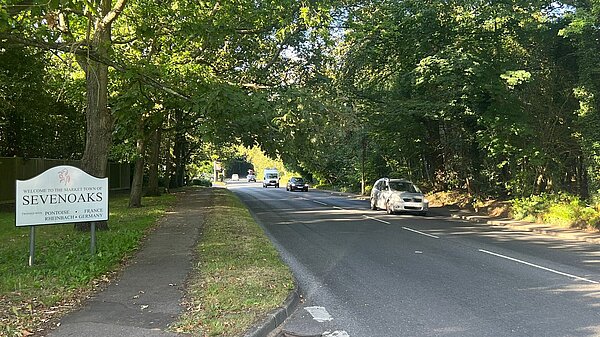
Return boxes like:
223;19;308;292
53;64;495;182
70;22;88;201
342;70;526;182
363;215;390;225
479;249;599;284
402;226;439;239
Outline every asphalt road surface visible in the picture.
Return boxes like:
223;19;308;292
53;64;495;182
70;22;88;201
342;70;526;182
228;181;600;337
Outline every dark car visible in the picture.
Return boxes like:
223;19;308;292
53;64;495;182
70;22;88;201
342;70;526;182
286;177;308;192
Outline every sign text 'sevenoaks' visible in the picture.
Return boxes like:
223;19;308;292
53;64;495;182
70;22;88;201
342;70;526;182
21;190;103;205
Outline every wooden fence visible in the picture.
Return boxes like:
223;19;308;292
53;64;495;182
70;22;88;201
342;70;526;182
0;157;130;204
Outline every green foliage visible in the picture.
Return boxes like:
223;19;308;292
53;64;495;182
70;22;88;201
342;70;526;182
191;178;212;187
511;194;560;222
511;193;600;230
304;0;596;200
0;45;84;158
5;0;600;218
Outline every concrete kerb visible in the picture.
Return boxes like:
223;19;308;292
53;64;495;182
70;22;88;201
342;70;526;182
242;286;302;337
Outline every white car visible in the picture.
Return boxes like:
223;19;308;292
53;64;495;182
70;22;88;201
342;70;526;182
370;178;428;215
231;174;239;181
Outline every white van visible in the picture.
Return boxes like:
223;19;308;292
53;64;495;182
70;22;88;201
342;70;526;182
262;169;280;188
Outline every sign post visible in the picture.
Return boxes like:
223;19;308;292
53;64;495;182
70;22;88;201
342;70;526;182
29;226;35;266
15;165;108;266
91;222;96;254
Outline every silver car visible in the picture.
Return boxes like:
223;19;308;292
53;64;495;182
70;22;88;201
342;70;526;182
370;178;428;215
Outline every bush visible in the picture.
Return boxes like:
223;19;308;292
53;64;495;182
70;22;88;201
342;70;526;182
510;194;555;222
190;178;212;187
511;193;600;230
364;185;373;196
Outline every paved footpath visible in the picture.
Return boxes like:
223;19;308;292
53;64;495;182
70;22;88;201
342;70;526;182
45;189;208;337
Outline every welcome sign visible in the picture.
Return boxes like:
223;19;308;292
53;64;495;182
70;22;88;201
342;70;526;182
16;165;108;226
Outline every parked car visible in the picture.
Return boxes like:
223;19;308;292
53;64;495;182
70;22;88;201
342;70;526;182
370;178;428;215
231;174;239;181
286;177;308;192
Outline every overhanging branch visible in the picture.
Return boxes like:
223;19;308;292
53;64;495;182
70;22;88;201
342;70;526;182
1;33;191;101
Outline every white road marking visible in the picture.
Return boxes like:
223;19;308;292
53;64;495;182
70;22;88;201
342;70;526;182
402;227;439;239
479;249;599;284
363;215;390;225
305;306;333;322
323;331;350;337
312;200;328;206
333;206;345;210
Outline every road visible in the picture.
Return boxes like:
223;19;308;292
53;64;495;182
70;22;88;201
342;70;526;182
228;181;600;337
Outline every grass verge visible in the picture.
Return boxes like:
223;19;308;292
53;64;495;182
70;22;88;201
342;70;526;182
0;192;176;337
171;188;294;337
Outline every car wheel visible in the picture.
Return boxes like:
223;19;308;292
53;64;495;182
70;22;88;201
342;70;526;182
370;198;377;210
304;187;308;192
276;184;280;188
386;201;394;215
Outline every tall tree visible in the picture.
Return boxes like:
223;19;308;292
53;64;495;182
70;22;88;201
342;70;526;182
560;0;600;194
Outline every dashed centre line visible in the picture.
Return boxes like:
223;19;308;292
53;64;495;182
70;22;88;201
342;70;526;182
312;200;328;206
363;215;390;225
479;249;599;284
402;226;439;239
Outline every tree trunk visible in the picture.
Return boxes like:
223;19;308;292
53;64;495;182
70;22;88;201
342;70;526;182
129;118;146;207
174;136;187;187
129;140;146;207
80;59;111;179
578;155;590;200
146;127;162;196
76;10;113;231
163;130;172;193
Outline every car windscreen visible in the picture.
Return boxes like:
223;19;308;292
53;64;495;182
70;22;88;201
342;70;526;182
266;173;278;179
389;181;420;193
292;178;304;183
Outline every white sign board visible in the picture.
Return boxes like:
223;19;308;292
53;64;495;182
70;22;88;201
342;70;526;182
16;165;108;226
